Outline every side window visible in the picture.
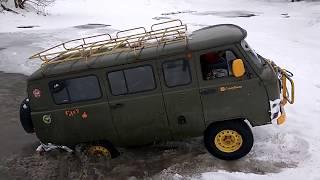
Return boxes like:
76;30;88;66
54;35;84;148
49;75;101;104
51;85;69;104
108;65;156;95
124;66;155;93
163;59;192;87
68;76;101;102
200;50;239;80
108;71;127;95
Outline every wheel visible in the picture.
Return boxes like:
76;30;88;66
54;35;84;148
19;98;34;133
86;141;120;159
204;120;253;160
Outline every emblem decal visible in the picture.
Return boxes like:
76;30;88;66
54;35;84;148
65;109;89;120
42;115;52;124
220;86;243;92
65;109;80;117
33;89;41;98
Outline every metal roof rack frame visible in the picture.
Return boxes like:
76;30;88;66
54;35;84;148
29;19;188;66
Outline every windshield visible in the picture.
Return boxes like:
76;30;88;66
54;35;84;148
241;40;263;68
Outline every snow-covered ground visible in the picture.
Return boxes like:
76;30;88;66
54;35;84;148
1;0;320;179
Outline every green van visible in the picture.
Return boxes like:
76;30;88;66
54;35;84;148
20;20;294;160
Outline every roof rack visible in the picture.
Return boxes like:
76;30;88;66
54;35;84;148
30;19;188;65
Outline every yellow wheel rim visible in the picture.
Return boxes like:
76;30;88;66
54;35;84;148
214;130;243;153
88;145;111;158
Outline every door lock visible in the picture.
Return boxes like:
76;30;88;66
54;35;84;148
178;115;186;125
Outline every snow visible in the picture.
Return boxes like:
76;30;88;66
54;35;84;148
1;0;320;179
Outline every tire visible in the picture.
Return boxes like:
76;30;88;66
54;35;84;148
19;98;34;133
204;120;253;160
87;141;120;159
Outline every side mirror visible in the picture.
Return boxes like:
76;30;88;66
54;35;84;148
232;59;246;78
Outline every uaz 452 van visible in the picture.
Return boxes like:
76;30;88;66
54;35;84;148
20;20;294;160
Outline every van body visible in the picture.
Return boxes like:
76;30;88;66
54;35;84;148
21;20;294;160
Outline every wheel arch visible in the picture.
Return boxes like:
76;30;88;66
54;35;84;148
86;139;120;158
204;118;252;133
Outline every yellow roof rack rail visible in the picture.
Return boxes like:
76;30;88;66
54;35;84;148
29;19;188;65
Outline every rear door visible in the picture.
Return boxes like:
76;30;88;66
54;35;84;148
195;46;270;125
157;55;205;139
105;61;170;146
31;73;118;145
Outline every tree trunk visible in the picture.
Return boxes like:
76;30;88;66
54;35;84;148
14;0;24;9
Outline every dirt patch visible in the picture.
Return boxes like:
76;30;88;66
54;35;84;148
17;26;40;29
152;16;172;20
161;10;196;16
194;10;260;18
0;72;37;159
0;72;37;179
3;139;299;180
159;10;260;18
74;24;111;29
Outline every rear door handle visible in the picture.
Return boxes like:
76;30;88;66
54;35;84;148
110;103;124;109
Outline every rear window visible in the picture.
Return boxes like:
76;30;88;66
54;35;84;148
107;71;127;96
49;75;101;104
108;65;156;95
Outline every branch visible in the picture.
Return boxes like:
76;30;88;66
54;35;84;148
25;0;54;7
0;4;19;14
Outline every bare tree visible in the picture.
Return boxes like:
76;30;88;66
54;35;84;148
1;0;19;13
12;0;54;14
14;0;24;8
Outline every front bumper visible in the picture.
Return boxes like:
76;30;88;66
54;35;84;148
268;60;295;125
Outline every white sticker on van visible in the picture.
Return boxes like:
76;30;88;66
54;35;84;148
42;115;52;124
270;99;281;122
